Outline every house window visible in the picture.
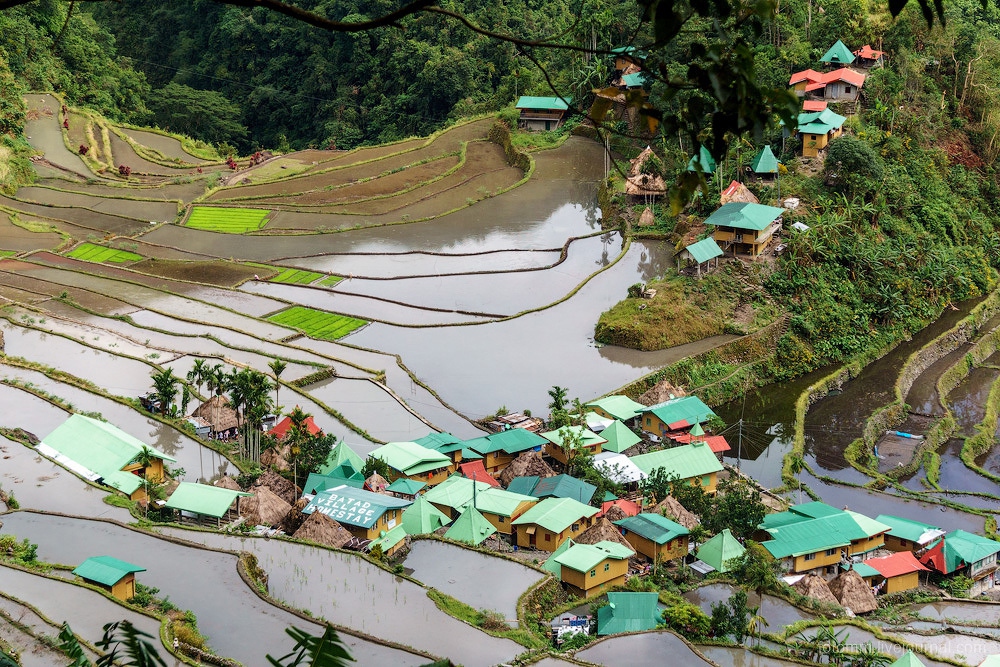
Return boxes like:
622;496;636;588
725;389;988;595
499;516;506;523
590;569;597;577
898;539;908;547
545;534;551;542
572;523;579;532
844;85;852;93
825;549;836;557
646;418;651;426
810;135;817;140
702;475;710;486
804;553;816;561
604;563;610;572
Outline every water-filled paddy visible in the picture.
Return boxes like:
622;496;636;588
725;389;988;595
302;376;434;442
683;583;813;628
288;248;563;278
575;631;712;666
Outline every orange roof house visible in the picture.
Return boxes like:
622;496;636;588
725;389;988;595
459;460;501;487
271;412;323;440
853;45;886;68
788;68;865;102
802;100;828;112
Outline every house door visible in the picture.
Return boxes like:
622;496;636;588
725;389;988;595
545;121;551;131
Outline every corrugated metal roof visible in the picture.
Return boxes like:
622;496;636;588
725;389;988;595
845;562;881;578
303;485;411;528
512;497;599;533
444;505;497;545
797;108;846;135
703;202;784;232
598;592;661;635
540;426;607;449
554;541;634;573
621;72;649;88
542;538;575;576
750;145;780;174
515;96;569;111
789;69;824;85
465;428;546;455
473;487;536;517
599;421;642;453
696;529;745;573
761;513;863;558
422;474;493;511
639;395;716;428
533;475;597;504
684;238;724;264
369;441;450;476
630;442;723;480
921;530;1000;574
164;482;250;518
889;651;929;667
320;440;365;476
874;515;943;545
686;146;716;174
615;513;689;544
414;432;462;449
507;476;540;496
72;556;145;587
865;551;928;578
401;495;451;534
458;460;500;487
370;524;407;552
303;471;363;495
854;45;885;60
386;478;427;495
593;452;647;484
270;414;322;440
821;40;856;65
585;396;646;422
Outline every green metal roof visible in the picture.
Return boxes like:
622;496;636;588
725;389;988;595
586;396;646;422
445;505;497;545
542;538;576;576
845;510;891;538
320;440;364;476
473;487;536;517
844;562;880;578
696;529;745;572
532;474;597;504
686;145;716;174
821;40;856;65
507;476;540;496
422;474;493;511
703;202;784;232
516;96;569;111
683;238;723;264
164;482;250;519
621;72;649;88
401;495;451;534
303;471;363;495
512;497;599;533
460;448;482;460
553;541;634;573
976;656;1000;667
936;530;1000;573
750;145;780;174
414;432;462;450
465;428;547;456
874;515;944;545
386;478;427;495
73;556;145;587
761;514;858;558
797;108;846;135
889;651;928;667
600;421;642;453
303;485;411;528
638;395;716;428
615;513;689;544
630;442;723;479
369;441;451;476
39;414;175;494
540;426;607;450
597;592;661;635
370;524;407;552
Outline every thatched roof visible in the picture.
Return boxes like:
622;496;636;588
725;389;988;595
792;573;840;606
828;568;878;614
500;451;555;487
720;180;760;205
278;497;310;534
255;470;298;505
629;146;656;177
652;495;700;530
604;505;630;523
625;173;667;197
192;395;239;432
637;380;687;407
260;443;291;472
574;518;635;552
638;207;655;226
293;511;353;549
365;473;389;494
214;475;242;491
240;486;293;527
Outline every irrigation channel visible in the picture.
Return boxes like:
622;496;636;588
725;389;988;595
4;101;1000;666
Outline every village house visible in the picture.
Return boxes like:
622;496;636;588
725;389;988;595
586;395;647;426
472;487;537;535
444;504;497;546
750;145;781;179
920;530;1000;596
164;482;250;526
788;69;865;102
634;394;716;440
369;524;408;558
303;485;412;543
385;478;426;500
270;412;322;439
544;540;634;597
630;441;724;494
795;108;847;157
668;422;732;457
302;471;363;495
515;96;570;131
611;45;644;72
191;395;239;439
853;44;886;68
875;515;945;553
820;40;856;67
695;528;746;574
72;556;145;601
422;474;494;520
511;497;599;551
687;145;716;174
368;441;453;486
676;237;723;279
597;421;642;454
704;202;785;258
853;551;928;595
626;146;668;202
507;473;597;504
597;592;662;635
614;513;690;563
38;414;176;502
458;459;500;487
320;440;365;478
540;425;607;466
592;451;647;490
414;431;469;472
464;428;547;476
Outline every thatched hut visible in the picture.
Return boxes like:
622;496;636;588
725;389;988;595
260;443;292;472
792;573;840;606
637;380;687;407
192;396;239;436
651;495;699;530
365;473;389;494
626;146;667;200
254;470;298;505
214;475;242;492
293;511;353;549
278;498;310;534
574;518;635;552
240;486;293;527
720;180;760;205
828;568;878;614
500;451;555;488
638;207;656;227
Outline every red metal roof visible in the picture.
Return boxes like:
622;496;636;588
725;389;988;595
823;68;866;87
600;499;641;518
459;460;500;487
854;45;885;60
867;550;928;578
802;100;828;112
270;413;322;440
805;82;826;92
669;433;731;453
721;180;741;198
789;69;824;85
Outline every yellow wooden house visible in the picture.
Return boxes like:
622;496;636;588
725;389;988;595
302;485;412;542
73;556;145;601
703;202;785;259
540;425;606;466
543;540;634;598
614;513;690;563
511;497;600;552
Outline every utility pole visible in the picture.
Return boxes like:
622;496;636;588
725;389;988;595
737;418;743;472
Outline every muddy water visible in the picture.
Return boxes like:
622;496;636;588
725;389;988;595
0;597;76;667
906;345;972;416
935;439;999;495
14;186;179;222
404;540;544;620
0;512;426;666
575;631;712;666
289;248;563;278
891;631;1000;665
804;299;982;477
682;583;812;628
0;434;130;520
926;491;1000;511
795;626;953;667
303;376;433;442
122;128;210;163
153;528;524;667
23;94;93;178
0;194;149;236
277;385;377;452
697;647;805;667
0;383;70;438
948;366;1000;434
0;364;237;481
6;305;170;360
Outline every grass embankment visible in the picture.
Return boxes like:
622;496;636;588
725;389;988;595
185;206;270;233
66;242;143;264
266;305;367;340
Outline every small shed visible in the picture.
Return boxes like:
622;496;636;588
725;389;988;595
598;421;642;454
445;504;497;546
550;541;634;597
192;396;239;437
515;96;570;131
686;145;716;174
676;237;723;278
853;44;885;68
401;495;452;534
750;146;780;178
864;550;928;594
720;180;760;205
597;592;661;635
626;147;667;201
164;482;250;526
821;40;856;67
369;524;408;558
386;478;427;499
696;529;745;573
73;556;145;601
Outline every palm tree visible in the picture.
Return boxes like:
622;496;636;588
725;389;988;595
287;406;312;486
187;358;208;396
229;368;274;461
269;358;287;416
745;605;768;647
851;642;892;667
205;363;226;397
547;385;567;413
149;369;178;416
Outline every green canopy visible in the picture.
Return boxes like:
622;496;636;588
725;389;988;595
444;505;497;546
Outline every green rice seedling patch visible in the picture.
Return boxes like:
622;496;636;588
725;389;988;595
267;306;366;340
318;275;342;287
269;268;324;285
66;242;143;264
186;206;270;233
0;250;16;258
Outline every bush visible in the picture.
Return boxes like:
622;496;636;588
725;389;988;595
127;583;159;608
661;602;711;639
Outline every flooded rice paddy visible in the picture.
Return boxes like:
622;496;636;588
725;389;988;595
574;631;713;666
683;583;813;628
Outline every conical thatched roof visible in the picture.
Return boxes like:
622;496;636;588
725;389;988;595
365;473;389;494
500;451;556;487
192;395;239;432
260;443;291;472
625;173;667;197
255;470;298;505
637;380;687;407
241;486;293;527
574;518;634;552
629;146;656;177
828;568;878;614
638;207;655;226
652;495;700;530
293;510;353;549
792;573;840;606
278;497;310;534
720;180;760;205
604;504;629;523
214;475;242;491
